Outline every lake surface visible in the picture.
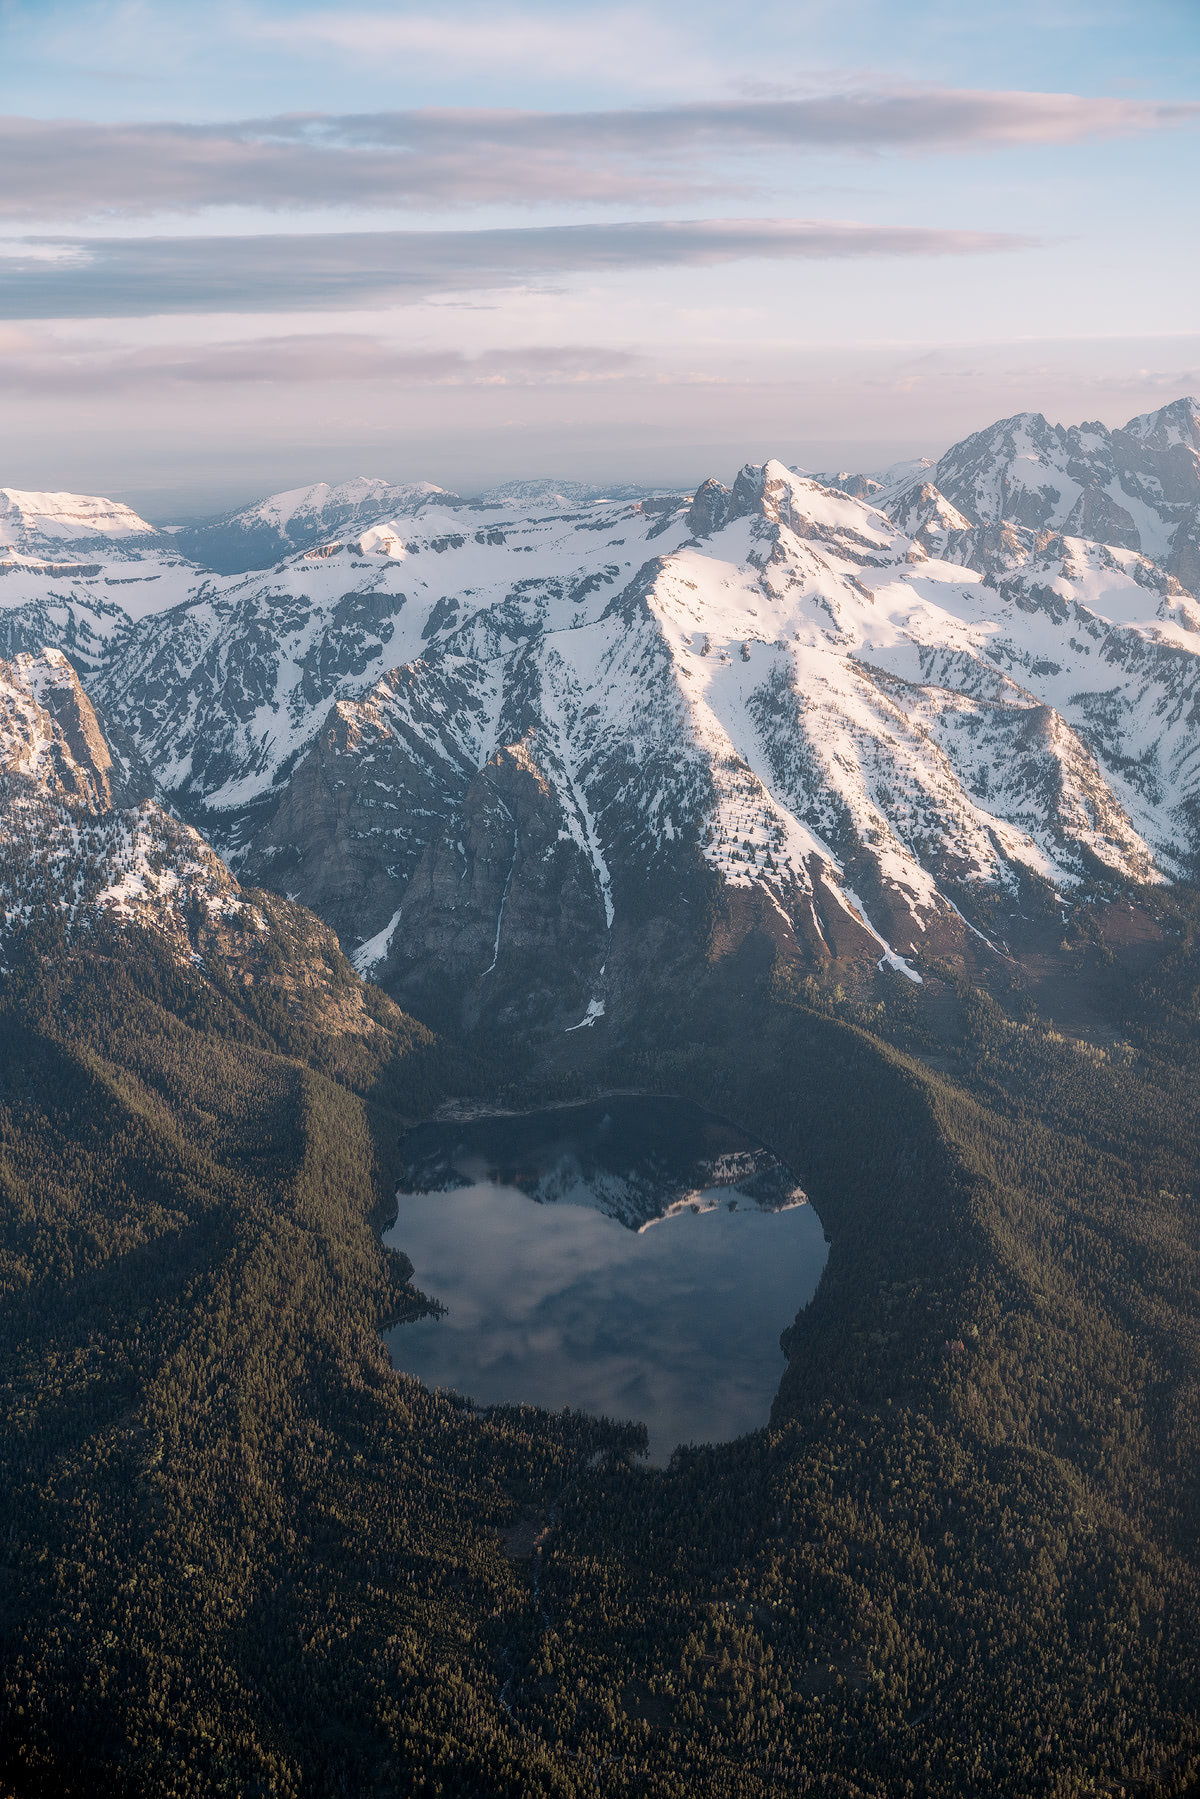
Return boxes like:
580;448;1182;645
382;1097;828;1463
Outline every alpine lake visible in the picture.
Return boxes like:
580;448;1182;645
383;1097;829;1463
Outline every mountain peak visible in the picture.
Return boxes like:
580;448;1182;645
5;411;1200;1030
687;460;895;544
1121;395;1200;452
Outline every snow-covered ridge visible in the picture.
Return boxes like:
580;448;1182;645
223;476;446;534
478;478;678;512
0;542;218;677
4;397;1200;1012
803;457;935;503
168;477;455;573
79;450;1198;1009
909;396;1200;584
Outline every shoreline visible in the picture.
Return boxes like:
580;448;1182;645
424;1086;685;1125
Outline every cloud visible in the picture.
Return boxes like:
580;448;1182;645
252;7;704;90
2;89;1195;221
0;331;642;392
0;216;1041;318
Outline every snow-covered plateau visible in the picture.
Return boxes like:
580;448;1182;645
4;395;1200;1027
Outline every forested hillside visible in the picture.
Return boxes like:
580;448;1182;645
3;882;1200;1796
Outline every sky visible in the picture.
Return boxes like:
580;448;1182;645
1;0;1198;516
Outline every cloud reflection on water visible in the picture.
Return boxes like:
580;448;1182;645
383;1107;828;1463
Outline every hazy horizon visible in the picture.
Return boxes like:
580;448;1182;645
16;376;1200;526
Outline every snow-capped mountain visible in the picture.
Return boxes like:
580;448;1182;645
167;477;454;574
0;475;457;671
0;488;154;552
5;397;1200;1031
80;447;1200;1027
806;458;934;503
0;541;211;676
904;396;1200;590
169;476;677;573
478;478;676;512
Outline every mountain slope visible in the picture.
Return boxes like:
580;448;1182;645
83;453;1200;1027
5;811;1200;1797
6;399;1200;1030
0;486;204;679
908;395;1200;588
0;648;392;1044
0;532;215;680
166;476;454;573
0;645;238;950
7;448;1200;1798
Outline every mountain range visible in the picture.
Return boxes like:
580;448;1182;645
4;395;1200;1031
8;401;1200;1799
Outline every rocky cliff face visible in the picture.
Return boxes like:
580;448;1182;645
386;738;611;1028
245;656;493;947
0;648;241;957
0;650;384;1036
0;647;151;808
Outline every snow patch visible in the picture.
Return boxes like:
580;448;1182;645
352;907;403;974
